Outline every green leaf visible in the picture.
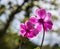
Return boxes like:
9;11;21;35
34;47;40;49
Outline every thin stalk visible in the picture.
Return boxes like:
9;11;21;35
40;25;45;49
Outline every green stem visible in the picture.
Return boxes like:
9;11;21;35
40;25;45;49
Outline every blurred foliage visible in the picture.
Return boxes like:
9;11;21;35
34;47;40;49
19;36;37;49
52;16;58;21
42;45;51;49
52;44;60;49
4;33;19;49
0;21;6;30
0;32;20;49
0;5;6;15
22;17;29;23
52;28;60;33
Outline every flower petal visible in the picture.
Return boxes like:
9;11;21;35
35;8;46;19
44;12;52;21
25;21;34;29
36;23;42;32
32;29;39;36
20;29;26;36
35;8;41;18
47;12;52;18
25;29;39;38
35;23;42;31
25;32;34;38
29;16;37;24
44;21;53;31
20;23;26;29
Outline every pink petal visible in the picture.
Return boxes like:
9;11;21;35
47;12;52;18
35;8;41;18
20;23;26;29
25;32;34;38
35;8;46;19
32;29;39;36
29;17;37;24
25;29;39;38
25;21;34;29
35;23;42;32
44;12;52;21
20;29;26;36
44;21;53;31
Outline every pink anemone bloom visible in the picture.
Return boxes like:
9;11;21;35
30;8;53;31
20;21;40;38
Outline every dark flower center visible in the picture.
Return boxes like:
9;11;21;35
38;19;44;24
26;29;30;32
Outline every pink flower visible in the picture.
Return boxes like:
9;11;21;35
30;8;53;31
20;21;39;38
